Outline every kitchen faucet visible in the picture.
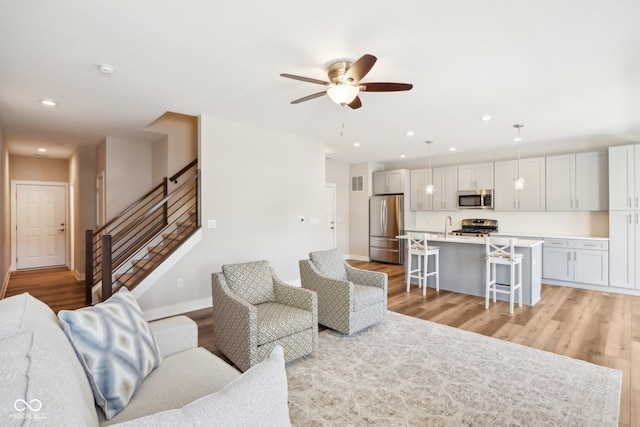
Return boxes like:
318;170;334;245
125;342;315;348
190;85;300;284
445;216;452;238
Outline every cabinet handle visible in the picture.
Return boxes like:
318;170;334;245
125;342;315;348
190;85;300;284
574;252;577;261
567;252;571;261
636;197;639;208
583;244;597;247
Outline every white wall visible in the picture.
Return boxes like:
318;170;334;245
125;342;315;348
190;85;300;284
137;115;326;316
69;146;96;279
348;162;374;259
105;136;152;217
0;125;10;294
325;159;350;255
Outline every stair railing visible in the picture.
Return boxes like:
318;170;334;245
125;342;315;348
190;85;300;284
86;161;199;303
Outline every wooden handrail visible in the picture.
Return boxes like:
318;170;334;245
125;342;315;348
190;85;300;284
169;159;197;183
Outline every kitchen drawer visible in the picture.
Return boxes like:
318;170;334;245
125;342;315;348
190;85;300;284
574;240;608;250
370;236;400;249
543;238;573;248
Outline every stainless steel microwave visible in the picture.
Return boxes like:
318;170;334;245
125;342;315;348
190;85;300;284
457;190;493;209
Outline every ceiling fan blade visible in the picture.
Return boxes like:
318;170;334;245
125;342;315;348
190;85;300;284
344;54;377;83
290;91;327;104
359;82;413;92
280;73;329;86
348;96;362;109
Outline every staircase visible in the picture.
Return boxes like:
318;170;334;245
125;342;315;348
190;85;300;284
86;160;199;304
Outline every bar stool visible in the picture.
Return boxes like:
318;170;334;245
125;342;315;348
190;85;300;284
485;236;522;314
406;232;439;297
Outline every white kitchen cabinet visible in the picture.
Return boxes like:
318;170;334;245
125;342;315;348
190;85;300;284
432;166;458;211
458;162;493;191
545;151;608;211
494;157;545;211
608;144;638;210
410;169;433;211
609;211;637;289
542;238;609;286
373;169;407;194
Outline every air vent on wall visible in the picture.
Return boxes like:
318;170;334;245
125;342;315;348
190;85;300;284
351;176;364;192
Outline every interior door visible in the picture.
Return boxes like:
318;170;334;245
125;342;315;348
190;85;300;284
321;184;337;250
16;184;67;269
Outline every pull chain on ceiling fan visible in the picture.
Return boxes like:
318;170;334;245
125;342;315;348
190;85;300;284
280;54;413;110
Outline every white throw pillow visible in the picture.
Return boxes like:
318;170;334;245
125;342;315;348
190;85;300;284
58;288;162;419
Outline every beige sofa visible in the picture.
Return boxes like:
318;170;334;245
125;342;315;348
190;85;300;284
0;293;290;426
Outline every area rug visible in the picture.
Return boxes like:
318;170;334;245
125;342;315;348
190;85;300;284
286;311;621;426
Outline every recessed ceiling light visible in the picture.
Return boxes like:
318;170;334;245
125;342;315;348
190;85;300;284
40;99;56;106
37;148;47;152
353;142;361;147
98;64;115;74
405;131;415;136
449;147;457;152
400;154;406;158
479;115;492;121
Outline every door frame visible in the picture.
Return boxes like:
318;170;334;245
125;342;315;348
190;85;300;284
10;180;69;271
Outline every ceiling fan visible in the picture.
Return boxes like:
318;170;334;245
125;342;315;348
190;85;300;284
280;54;413;109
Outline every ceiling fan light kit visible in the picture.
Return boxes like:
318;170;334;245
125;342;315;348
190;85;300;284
281;54;413;110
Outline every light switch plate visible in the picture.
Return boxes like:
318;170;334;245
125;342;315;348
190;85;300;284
207;219;216;229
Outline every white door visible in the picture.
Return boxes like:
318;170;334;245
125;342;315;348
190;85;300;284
321;184;337;250
16;184;66;269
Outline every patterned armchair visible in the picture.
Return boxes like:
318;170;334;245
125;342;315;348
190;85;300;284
299;249;388;335
211;260;318;372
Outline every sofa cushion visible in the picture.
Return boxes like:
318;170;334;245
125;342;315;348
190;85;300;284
58;288;162;420
0;331;99;426
100;347;241;426
222;260;275;305
353;284;385;311
112;346;291;427
255;302;314;346
310;249;348;281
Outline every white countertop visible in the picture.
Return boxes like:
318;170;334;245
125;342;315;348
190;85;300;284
494;232;609;241
399;233;543;248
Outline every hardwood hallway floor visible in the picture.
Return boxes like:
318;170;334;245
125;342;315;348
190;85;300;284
4;262;638;426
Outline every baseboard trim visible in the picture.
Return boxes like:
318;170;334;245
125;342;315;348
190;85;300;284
347;254;369;261
0;270;10;299
142;297;212;322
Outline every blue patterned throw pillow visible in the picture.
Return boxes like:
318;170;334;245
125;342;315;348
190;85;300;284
58;288;162;419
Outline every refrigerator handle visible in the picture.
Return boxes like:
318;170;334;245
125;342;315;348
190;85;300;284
381;199;386;234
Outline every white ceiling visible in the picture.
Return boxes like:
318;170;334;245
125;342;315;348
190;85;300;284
1;0;639;164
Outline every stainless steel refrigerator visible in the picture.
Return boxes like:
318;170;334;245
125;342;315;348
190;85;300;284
369;195;404;264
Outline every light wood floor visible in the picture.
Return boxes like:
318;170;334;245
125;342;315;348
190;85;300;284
5;263;639;426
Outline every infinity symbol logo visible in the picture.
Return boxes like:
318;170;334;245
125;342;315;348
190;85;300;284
14;399;42;412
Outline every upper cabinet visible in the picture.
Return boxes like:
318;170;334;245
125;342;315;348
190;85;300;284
609;144;639;210
458;163;493;191
410;169;433;211
494;157;545;211
373;169;408;195
545;152;608;211
433;166;458;211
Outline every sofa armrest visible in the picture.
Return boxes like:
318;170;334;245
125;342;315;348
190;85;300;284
149;315;198;359
299;259;353;312
211;272;257;372
272;273;317;313
110;346;290;427
345;263;388;290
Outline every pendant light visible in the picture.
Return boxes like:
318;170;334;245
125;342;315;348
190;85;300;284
425;141;434;194
513;124;525;190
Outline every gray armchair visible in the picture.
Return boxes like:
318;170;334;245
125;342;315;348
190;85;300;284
211;260;318;372
299;249;387;335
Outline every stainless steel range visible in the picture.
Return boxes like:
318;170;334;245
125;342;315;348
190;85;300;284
452;218;498;237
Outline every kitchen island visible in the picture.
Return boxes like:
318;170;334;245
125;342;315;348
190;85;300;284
401;232;543;306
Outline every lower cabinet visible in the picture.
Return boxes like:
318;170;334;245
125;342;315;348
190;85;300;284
542;238;609;286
